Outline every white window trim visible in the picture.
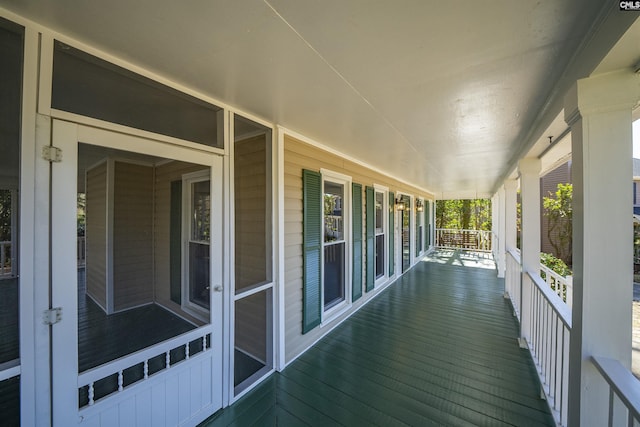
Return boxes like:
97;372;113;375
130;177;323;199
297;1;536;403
373;184;388;286
416;197;425;257
181;169;212;322
320;169;352;324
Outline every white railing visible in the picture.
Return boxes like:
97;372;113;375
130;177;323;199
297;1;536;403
77;236;86;267
435;228;492;252
540;264;573;309
522;271;571;426
505;249;571;426
592;356;640;426
505;249;522;321
77;328;211;408
0;240;13;277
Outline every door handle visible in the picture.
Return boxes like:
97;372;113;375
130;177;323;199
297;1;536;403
213;285;223;292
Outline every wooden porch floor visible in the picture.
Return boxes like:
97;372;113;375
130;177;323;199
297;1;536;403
201;250;554;426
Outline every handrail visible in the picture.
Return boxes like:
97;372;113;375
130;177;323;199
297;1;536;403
523;270;572;425
527;271;571;329
507;248;521;264
540;264;572;308
592;356;640;425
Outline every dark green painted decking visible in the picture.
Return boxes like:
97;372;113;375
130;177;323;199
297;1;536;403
201;250;554;426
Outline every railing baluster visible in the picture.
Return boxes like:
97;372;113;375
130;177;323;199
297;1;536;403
609;388;615;427
88;382;95;406
166;351;171;368
186;342;190;360
144;359;149;379
118;370;124;391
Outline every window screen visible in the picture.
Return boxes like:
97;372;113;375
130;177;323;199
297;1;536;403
52;41;222;148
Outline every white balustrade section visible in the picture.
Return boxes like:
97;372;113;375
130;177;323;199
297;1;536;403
540;264;573;308
435;228;492;252
77;328;210;408
523;271;571;426
592;356;640;427
77;236;86;267
505;249;522;321
0;240;13;277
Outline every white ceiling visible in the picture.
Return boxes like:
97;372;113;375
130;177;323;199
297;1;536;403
2;1;638;198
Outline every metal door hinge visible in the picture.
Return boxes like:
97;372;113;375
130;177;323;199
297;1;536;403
42;146;62;162
43;307;62;325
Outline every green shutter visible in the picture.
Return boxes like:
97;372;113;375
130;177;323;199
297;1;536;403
302;169;322;334
389;191;394;276
365;186;375;292
352;183;363;302
170;180;182;304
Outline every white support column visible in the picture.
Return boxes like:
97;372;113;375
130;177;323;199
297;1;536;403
504;179;518;253
566;70;640;427
496;186;506;278
518;158;540;347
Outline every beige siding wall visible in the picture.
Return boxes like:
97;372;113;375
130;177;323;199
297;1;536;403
154;161;205;305
284;135;434;363
113;162;154;311
86;162;108;311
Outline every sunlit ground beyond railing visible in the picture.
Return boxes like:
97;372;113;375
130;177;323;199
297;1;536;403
425;248;496;270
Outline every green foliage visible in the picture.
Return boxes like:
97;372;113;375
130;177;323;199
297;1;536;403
77;193;86;237
542;183;572;266
0;190;12;242
540;252;572;277
436;199;491;230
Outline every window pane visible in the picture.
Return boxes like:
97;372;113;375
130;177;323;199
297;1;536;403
375;234;384;279
324;242;345;309
402;195;411;272
191;181;210;242
0;17;23;424
234;116;272;294
189;242;210;309
52;41;222;148
375;192;383;233
324;182;344;242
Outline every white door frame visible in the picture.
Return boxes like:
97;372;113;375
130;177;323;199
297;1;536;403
50;119;224;426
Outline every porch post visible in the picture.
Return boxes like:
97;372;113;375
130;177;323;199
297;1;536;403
495;187;506;278
518;158;540;347
504;179;518;253
565;70;640;426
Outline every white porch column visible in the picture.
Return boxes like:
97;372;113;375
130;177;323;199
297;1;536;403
496;187;506;278
504;179;518;253
518;158;540;346
565;70;640;426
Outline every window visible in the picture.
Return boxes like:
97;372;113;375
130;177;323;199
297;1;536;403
324;181;346;311
415;198;424;257
322;171;351;313
374;188;387;282
182;170;211;319
301;169;351;332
